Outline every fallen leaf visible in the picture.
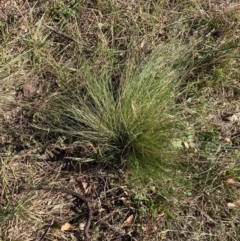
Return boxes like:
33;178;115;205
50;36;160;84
224;137;231;143
224;114;238;122
188;142;195;148
79;223;85;231
183;141;190;149
61;222;71;231
19;82;40;98
227;202;236;209
226;178;237;184
141;225;147;231
81;181;88;193
121;214;134;228
99;208;105;212
119;197;127;202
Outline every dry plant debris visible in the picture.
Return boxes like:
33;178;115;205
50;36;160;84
1;0;240;241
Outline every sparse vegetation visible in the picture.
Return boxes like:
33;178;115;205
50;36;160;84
0;1;240;240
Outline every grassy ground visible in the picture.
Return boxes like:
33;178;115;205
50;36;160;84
1;0;240;240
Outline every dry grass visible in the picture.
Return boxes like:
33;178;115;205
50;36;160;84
1;0;240;240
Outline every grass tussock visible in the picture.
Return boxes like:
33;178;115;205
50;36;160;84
34;41;191;183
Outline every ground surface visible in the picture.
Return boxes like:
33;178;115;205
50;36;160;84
1;1;240;241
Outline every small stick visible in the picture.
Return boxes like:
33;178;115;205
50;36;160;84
44;24;81;45
38;218;54;241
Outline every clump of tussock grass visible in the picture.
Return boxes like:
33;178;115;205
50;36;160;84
33;41;192;184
